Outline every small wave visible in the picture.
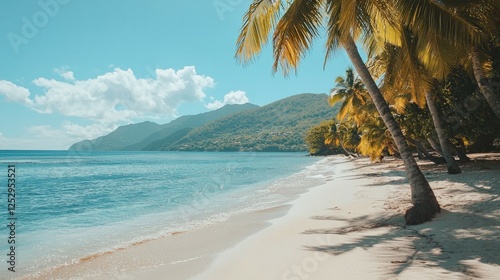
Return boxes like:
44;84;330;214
170;255;203;265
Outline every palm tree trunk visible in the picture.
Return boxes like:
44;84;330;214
451;138;471;162
407;138;446;164
471;49;500;120
340;142;357;157
427;137;442;155
425;92;462;174
343;35;440;225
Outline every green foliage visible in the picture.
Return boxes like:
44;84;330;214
436;67;500;152
317;67;394;161
163;93;338;152
69;104;259;151
305;119;344;155
134;103;259;151
396;103;434;140
395;66;500;153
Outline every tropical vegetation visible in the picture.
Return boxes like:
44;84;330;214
165;93;338;151
236;0;500;225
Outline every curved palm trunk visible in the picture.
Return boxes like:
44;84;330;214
425;92;462;174
340;142;357;157
471;49;500;120
407;138;446;164
343;36;440;225
427;137;442;155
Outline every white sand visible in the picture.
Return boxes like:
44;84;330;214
27;154;500;280
193;154;500;280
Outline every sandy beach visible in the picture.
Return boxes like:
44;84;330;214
29;154;499;280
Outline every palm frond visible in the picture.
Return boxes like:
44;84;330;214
328;92;346;106
236;0;283;64
324;0;371;65
393;0;484;48
272;0;324;75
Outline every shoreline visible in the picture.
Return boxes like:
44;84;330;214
24;154;500;279
18;155;329;280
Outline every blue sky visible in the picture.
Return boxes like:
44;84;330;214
0;0;352;150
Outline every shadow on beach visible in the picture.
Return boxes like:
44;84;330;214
303;154;500;279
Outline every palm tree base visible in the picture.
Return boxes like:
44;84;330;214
447;162;462;174
404;202;441;225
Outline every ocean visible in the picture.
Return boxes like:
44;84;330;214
0;150;325;278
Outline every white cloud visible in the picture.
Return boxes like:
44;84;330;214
0;122;118;150
61;71;75;81
0;80;33;105
0;66;215;124
29;122;116;142
55;67;75;81
206;100;224;110
60;122;117;140
206;90;249;110
0;66;221;149
224;90;249;104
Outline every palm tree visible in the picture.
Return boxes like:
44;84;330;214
425;90;462;174
357;117;396;162
236;0;442;224
324;120;359;157
462;1;500;119
331;38;441;224
471;49;500;120
329;67;371;124
371;1;499;172
370;33;462;174
397;0;500;119
330;67;398;161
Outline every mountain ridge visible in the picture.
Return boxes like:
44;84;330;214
69;103;259;151
162;93;337;151
69;93;339;152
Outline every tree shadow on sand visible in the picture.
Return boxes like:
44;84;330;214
303;155;500;278
304;210;499;278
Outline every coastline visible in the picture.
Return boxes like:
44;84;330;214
26;154;499;279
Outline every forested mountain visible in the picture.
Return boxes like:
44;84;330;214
158;93;338;152
68;103;259;151
69;93;338;152
69;121;163;151
122;103;259;150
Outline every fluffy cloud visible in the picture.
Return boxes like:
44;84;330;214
0;122;118;150
29;122;117;142
61;71;75;81
206;90;249;110
55;67;75;81
0;66;251;149
0;66;215;123
0;80;33;106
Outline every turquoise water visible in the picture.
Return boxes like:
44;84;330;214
0;151;323;278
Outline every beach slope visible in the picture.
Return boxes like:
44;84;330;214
193;154;500;280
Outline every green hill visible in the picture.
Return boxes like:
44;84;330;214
69;94;338;152
162;93;338;152
68;103;259;151
126;103;259;150
69;121;162;151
